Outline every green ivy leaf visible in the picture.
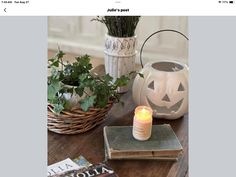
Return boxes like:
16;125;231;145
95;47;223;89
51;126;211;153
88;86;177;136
56;50;65;59
79;73;89;82
51;60;59;67
50;67;61;80
48;58;55;62
48;81;61;100
75;55;93;71
80;95;96;112
87;80;95;92
64;64;73;76
114;75;130;87
48;85;56;100
102;74;113;83
53;104;64;114
96;96;108;108
75;87;84;97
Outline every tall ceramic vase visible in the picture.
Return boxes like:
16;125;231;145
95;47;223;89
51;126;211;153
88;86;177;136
104;34;137;93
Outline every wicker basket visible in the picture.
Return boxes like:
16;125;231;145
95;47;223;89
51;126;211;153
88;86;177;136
47;101;113;134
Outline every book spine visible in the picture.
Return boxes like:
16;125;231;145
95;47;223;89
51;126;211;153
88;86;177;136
103;126;112;159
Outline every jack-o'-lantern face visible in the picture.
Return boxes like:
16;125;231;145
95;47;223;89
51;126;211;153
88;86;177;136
146;79;186;116
132;61;188;119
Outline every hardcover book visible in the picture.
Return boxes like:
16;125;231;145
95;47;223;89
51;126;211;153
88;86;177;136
103;124;183;160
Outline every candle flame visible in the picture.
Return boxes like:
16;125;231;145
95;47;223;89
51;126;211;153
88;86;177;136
141;108;146;113
136;107;152;121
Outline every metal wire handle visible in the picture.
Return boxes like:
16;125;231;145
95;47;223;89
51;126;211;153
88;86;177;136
140;29;189;68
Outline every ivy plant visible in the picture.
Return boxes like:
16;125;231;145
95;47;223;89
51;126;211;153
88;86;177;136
48;49;137;114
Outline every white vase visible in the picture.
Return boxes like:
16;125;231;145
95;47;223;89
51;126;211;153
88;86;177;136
104;34;137;93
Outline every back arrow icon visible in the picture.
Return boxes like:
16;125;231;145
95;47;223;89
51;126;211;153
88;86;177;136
4;8;7;12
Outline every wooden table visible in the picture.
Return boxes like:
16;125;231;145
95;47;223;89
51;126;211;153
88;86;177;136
48;91;188;177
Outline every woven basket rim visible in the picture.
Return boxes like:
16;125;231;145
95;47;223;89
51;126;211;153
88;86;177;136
47;101;113;134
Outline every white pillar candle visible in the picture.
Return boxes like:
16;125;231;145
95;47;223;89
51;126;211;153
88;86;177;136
132;106;153;141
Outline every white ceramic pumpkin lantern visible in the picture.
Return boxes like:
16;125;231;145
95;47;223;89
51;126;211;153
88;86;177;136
132;61;188;119
132;29;189;119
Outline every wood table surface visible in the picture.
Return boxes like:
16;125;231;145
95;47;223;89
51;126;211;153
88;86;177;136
48;91;188;177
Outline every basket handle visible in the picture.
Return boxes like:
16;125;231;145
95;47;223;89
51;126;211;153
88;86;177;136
140;29;189;68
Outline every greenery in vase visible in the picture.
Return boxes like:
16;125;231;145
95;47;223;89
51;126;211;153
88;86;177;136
92;16;140;37
48;49;132;114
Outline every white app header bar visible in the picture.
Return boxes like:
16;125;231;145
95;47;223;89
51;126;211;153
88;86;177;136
0;0;236;15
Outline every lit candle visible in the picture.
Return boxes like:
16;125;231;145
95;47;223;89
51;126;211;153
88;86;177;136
132;106;153;141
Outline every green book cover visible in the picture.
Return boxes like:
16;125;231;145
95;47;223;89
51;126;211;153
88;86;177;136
103;124;183;160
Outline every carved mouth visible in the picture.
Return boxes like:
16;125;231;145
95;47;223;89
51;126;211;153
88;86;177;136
147;97;183;115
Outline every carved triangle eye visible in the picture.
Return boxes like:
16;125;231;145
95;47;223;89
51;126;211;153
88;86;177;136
148;81;154;90
178;82;185;91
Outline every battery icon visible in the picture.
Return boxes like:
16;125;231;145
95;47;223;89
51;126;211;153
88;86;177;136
229;1;234;3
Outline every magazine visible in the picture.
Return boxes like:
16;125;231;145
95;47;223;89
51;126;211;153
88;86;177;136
48;158;79;176
48;156;92;177
52;163;118;177
73;156;92;167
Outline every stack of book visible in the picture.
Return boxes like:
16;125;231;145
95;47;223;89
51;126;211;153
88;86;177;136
103;124;183;160
48;124;182;177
